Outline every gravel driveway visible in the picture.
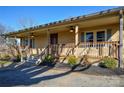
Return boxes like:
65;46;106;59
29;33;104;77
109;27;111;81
0;63;124;87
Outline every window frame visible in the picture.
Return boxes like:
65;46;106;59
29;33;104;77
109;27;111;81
81;29;107;42
85;31;94;42
21;38;35;48
96;31;106;42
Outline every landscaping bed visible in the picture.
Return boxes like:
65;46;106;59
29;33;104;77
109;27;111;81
38;54;121;73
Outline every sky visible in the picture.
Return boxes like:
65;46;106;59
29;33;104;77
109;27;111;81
0;6;118;31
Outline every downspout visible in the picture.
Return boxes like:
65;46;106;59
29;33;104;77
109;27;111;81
118;9;123;68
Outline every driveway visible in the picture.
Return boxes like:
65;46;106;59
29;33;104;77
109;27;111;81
0;63;124;87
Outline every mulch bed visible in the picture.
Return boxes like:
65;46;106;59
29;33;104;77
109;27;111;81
53;63;124;76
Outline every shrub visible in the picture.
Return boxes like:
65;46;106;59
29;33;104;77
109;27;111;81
4;54;11;60
39;54;55;67
13;55;21;62
68;55;77;66
99;57;117;69
0;54;11;61
16;55;21;62
43;54;54;62
0;61;12;67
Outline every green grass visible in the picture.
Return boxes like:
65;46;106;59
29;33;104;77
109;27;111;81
0;61;12;65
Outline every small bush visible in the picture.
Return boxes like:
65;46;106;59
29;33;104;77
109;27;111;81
68;55;77;66
4;54;11;60
99;57;117;69
13;55;21;62
44;54;54;62
0;54;11;61
39;54;55;67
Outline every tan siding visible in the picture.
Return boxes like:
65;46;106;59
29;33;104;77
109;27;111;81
32;34;48;54
23;24;122;59
123;30;124;62
35;34;48;48
79;24;119;42
58;31;75;44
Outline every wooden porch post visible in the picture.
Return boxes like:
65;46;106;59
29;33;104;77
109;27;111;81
27;33;30;61
47;30;50;54
14;36;17;45
75;25;79;57
28;36;30;47
118;10;123;68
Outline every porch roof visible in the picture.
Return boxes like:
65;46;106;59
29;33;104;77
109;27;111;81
3;7;124;38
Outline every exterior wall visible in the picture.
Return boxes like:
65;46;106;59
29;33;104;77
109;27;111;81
123;31;124;63
58;30;75;44
75;24;119;62
79;24;119;42
21;23;121;62
33;34;48;54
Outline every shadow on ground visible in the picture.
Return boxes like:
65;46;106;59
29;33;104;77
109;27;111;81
0;62;72;87
0;62;123;87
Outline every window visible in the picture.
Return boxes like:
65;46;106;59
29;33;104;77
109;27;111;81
30;39;35;48
81;32;85;42
97;31;105;41
21;38;35;48
21;38;28;46
107;29;112;41
86;32;94;42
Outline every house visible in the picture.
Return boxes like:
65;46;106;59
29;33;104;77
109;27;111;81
4;7;124;68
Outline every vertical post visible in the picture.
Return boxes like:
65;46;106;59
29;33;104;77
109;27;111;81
75;25;79;57
14;36;17;45
47;30;50;54
28;37;30;47
27;32;30;61
118;10;123;68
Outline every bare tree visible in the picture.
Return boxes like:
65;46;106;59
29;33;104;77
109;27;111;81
19;17;35;29
0;24;20;61
0;24;6;45
18;18;36;62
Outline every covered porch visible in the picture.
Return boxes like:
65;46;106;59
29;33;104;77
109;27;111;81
6;9;123;68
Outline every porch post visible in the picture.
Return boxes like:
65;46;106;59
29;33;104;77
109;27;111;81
14;36;17;45
47;30;50;54
118;10;123;68
47;30;50;45
28;36;30;47
75;25;79;57
27;33;30;61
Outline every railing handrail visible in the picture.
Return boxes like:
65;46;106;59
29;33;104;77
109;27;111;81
80;41;119;45
48;41;119;46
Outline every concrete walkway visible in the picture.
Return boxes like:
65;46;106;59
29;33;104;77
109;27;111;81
0;63;124;87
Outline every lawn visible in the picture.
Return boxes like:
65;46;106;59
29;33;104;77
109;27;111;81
0;61;12;67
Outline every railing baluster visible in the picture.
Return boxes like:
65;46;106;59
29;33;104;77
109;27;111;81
47;41;119;60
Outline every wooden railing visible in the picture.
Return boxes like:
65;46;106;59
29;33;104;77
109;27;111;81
78;41;119;58
48;43;75;57
20;41;119;61
47;41;119;59
79;41;119;47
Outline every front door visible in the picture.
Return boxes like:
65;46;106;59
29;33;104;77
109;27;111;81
50;33;58;44
50;33;58;56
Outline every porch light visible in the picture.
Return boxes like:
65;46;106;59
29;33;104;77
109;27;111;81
70;26;74;32
31;33;34;38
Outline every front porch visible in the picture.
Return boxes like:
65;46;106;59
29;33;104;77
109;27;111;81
31;41;118;65
19;24;121;65
5;9;124;68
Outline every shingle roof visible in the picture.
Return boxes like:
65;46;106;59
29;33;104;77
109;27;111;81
3;6;124;36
